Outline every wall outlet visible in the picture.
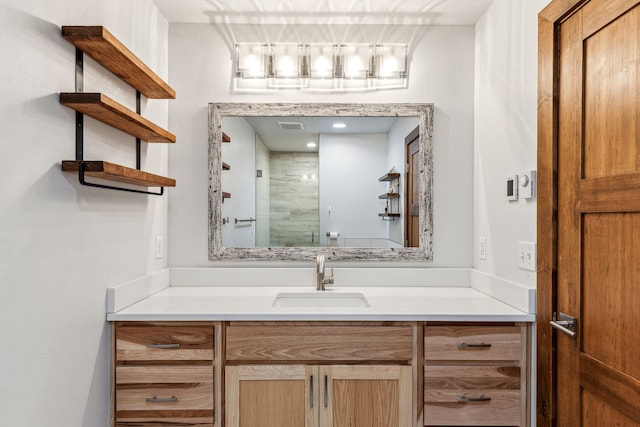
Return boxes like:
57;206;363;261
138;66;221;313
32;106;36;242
518;241;536;271
155;236;163;259
479;237;487;260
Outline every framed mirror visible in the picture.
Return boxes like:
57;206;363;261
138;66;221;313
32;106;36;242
208;103;433;261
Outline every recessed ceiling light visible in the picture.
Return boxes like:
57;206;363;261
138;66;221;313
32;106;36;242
307;142;317;148
332;123;347;129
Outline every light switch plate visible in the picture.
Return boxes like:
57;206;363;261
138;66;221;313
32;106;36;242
155;236;163;259
479;237;487;260
519;170;536;199
518;241;536;271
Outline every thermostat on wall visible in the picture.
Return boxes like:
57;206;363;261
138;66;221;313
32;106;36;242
506;174;518;201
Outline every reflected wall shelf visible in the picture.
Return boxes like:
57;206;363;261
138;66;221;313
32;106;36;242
378;172;401;182
221;133;231;201
378;172;401;220
60;26;176;196
379;193;400;199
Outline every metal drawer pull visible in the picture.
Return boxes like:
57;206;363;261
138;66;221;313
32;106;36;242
458;395;491;403
458;342;492;349
146;343;180;349
146;396;178;403
550;312;577;338
310;375;314;408
324;375;329;408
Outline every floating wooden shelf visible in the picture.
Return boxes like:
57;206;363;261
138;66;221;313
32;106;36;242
60;93;176;143
62;161;176;187
378;173;401;182
223;132;231;143
222;192;231;199
378;213;401;218
379;193;400;199
62;26;175;99
222;162;231;170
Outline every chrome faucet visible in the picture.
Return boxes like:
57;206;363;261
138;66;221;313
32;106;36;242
316;254;334;291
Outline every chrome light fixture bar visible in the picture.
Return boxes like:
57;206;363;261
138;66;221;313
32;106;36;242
234;43;408;91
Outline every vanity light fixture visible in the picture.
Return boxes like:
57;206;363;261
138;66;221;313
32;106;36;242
234;43;408;91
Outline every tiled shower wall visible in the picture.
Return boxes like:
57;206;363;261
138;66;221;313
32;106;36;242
269;152;320;247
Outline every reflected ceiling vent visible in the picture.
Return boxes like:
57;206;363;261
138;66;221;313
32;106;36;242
277;121;304;131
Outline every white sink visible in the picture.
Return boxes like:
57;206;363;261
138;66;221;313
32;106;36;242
272;291;370;308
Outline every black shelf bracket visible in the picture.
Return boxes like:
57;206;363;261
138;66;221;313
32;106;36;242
78;162;164;196
71;47;166;196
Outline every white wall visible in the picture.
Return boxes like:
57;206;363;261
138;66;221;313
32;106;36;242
168;24;475;267
0;0;169;425
220;117;256;247
474;0;549;286
319;134;389;245
255;134;270;246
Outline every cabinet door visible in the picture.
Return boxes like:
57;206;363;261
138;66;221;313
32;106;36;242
319;365;413;427
226;365;318;427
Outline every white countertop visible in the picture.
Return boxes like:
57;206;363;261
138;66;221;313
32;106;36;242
106;285;535;322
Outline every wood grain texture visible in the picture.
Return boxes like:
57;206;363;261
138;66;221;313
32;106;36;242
62;161;176;187
208;103;434;261
225;324;413;362
60;93;176;143
117;414;213;427
424;389;521;426
321;365;413;427
425;326;522;362
116;323;213;361
583;6;639;178
580;354;640;423
425;366;521;390
581;388;640;427
225;365;316;427
579;173;640;212
536;9;559;427
116;382;214;412
116;366;213;384
62;26;175;99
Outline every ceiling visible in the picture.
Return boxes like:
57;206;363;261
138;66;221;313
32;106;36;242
153;0;494;25
243;116;399;152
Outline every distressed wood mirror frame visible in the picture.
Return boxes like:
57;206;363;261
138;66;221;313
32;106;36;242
208;103;434;261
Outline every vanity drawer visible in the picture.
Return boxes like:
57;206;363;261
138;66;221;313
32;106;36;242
424;388;521;426
116;322;214;361
225;323;414;361
425;325;522;362
116;383;213;425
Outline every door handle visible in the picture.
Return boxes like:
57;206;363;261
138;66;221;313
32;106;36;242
550;312;577;338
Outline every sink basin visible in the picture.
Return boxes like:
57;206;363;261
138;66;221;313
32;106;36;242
272;292;370;308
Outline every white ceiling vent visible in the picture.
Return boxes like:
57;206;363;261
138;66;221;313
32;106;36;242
277;121;305;131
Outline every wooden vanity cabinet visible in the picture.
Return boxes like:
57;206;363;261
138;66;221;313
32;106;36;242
112;322;220;427
224;322;417;427
423;323;530;427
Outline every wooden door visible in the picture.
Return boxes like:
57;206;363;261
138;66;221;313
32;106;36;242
319;365;413;427
538;1;640;426
405;126;420;247
225;365;318;427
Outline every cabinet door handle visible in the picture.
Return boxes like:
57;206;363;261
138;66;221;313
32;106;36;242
310;375;314;408
146;343;180;349
458;342;492;349
458;395;491;403
146;395;179;403
324;375;329;408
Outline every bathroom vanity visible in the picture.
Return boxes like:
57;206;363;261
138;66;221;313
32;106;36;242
107;273;534;427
